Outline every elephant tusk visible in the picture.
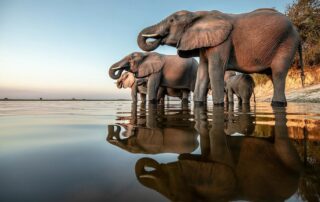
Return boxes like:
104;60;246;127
139;174;157;180
112;66;123;70
142;33;159;38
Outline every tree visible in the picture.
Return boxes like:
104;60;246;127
286;0;320;66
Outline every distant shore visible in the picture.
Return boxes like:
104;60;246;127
0;99;131;101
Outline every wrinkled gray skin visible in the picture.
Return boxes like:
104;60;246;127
109;52;198;103
135;106;302;201
116;72;191;104
225;71;256;104
107;104;198;154
138;8;304;106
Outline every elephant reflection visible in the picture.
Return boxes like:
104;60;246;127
224;104;255;136
135;106;302;201
107;104;198;154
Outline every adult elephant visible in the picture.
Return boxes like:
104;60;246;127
116;72;192;104
109;52;198;103
135;106;302;201
107;105;198;154
137;8;304;106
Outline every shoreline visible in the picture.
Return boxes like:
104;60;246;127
0;99;131;101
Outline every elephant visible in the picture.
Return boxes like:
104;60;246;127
109;52;198;103
224;104;255;136
137;8;305;106
116;72;193;104
107;104;198;154
135;106;302;201
224;71;256;104
116;72;148;103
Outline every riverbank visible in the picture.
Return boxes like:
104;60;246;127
255;66;320;103
256;83;320;103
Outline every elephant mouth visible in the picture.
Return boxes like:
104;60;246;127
143;33;168;46
120;64;130;71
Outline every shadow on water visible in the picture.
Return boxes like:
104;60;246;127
107;102;320;201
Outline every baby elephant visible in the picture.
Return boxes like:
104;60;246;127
225;71;256;104
116;72;148;103
116;72;190;103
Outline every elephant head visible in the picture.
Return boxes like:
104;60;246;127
135;157;236;202
116;72;136;89
108;52;164;79
137;10;232;57
224;71;236;81
107;124;199;154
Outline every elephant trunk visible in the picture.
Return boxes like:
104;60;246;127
109;67;124;80
137;22;165;51
116;78;123;89
108;57;129;80
135;158;161;180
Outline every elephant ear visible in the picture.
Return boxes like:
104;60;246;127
122;73;135;89
136;53;164;78
177;14;233;57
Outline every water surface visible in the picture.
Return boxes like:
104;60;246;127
0;101;319;201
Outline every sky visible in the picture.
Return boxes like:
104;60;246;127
0;0;293;99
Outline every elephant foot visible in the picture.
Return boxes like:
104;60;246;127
271;101;287;107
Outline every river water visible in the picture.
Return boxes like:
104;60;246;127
0;101;319;202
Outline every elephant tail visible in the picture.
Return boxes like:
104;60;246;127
298;42;305;88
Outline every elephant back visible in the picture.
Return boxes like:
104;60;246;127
161;55;198;90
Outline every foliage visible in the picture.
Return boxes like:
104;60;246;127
286;0;320;66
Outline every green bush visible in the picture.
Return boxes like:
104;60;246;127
286;0;320;66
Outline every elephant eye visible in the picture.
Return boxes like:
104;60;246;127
169;18;174;23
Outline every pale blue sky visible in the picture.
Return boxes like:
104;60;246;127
0;0;292;99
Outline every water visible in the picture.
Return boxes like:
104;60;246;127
0;101;319;202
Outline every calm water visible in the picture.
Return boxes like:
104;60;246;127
0;101;319;202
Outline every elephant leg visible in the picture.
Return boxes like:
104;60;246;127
193;50;209;103
271;69;288;106
241;91;251;104
147;72;161;103
157;86;165;104
140;93;146;103
131;81;138;103
107;125;121;142
270;33;298;107
237;95;242;105
194;105;210;157
207;44;230;105
227;88;234;103
209;106;234;167
273;107;302;173
182;90;189;103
